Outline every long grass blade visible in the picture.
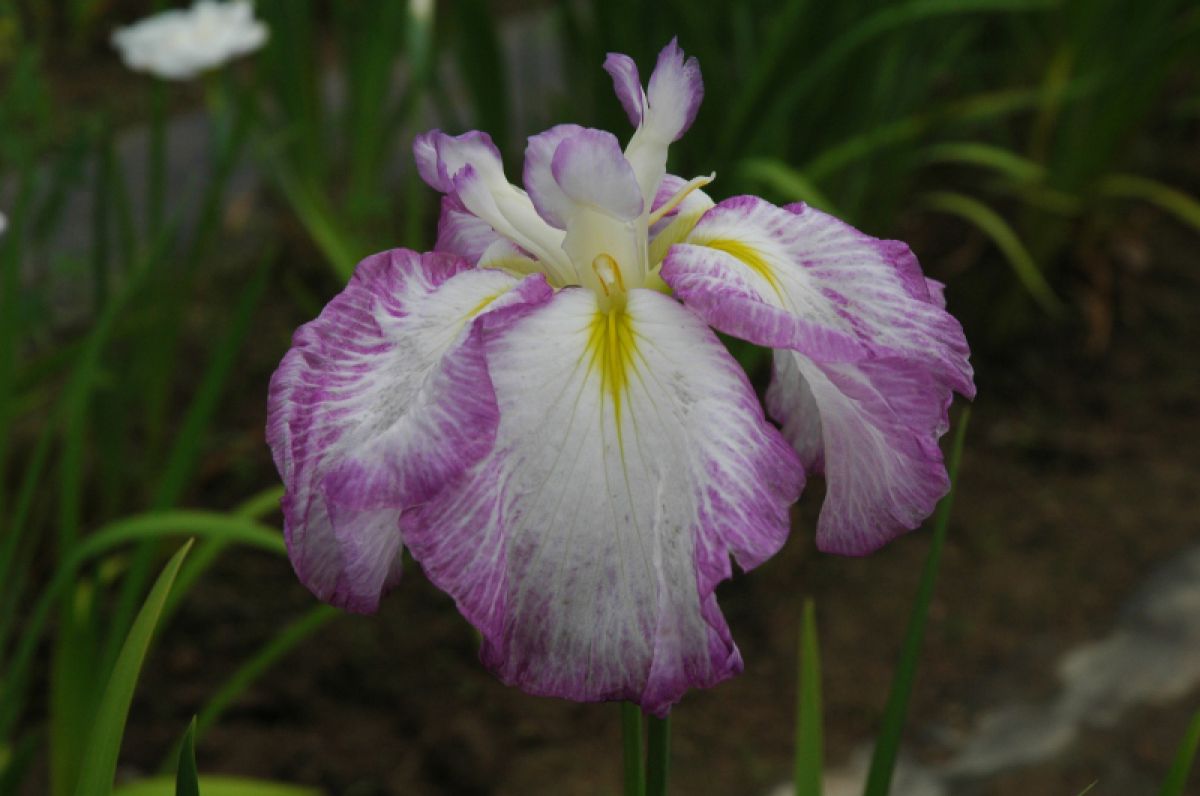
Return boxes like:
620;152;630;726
861;409;970;796
919;191;1063;316
1159;708;1200;796
72;540;193;796
0;513;283;740
738;159;841;216
101;250;275;674
49;578;101;796
1098;173;1200;233
920;141;1046;183
175;718;199;796
196;606;336;737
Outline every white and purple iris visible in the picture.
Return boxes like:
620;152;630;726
267;40;974;716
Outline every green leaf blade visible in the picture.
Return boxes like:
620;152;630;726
862;409;970;796
1159;709;1200;796
72;540;194;796
175;718;199;796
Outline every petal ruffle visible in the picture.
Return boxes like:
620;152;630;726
267;248;550;612
414;130;573;281
402;287;803;715
523;123;586;230
662;196;974;554
434;194;502;264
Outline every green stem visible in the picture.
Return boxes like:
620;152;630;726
621;702;644;796
862;408;970;796
645;714;671;796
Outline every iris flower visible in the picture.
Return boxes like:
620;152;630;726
112;0;267;81
268;40;974;716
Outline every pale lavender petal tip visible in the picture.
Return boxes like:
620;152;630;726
550;129;644;221
523;123;585;230
413;129;504;195
646;37;704;141
603;51;645;126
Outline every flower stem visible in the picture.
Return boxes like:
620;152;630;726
645;714;671;796
621;702;645;796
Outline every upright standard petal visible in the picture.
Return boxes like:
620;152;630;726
603;52;646;126
267;248;550;612
662;197;974;555
414;130;573;281
621;39;705;206
524;124;586;230
402;288;803;716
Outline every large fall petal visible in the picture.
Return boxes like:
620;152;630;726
662;196;974;554
402;286;803;715
267;249;549;611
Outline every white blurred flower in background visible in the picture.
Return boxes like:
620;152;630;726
112;0;268;81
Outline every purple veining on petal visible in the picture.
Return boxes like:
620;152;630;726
663;241;869;361
645;37;704;142
266;248;549;613
402;287;802;716
550;129;644;221
603;52;645;126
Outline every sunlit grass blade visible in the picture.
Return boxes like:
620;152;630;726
737;158;841;216
1159;708;1200;796
1098;173;1200;233
794;599;823;796
861;409;970;796
621;703;644;796
72;540;193;796
113;778;320;796
175;718;199;796
919;191;1064;316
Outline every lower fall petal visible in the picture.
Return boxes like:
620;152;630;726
266;248;550;612
401;287;803;716
662;196;974;554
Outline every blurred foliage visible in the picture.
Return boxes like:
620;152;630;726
0;0;1198;792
